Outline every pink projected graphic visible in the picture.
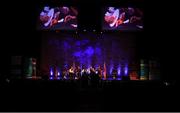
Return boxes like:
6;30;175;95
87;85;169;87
38;6;78;30
102;7;143;31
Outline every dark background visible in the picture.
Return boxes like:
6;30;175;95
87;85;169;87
0;0;179;111
0;0;178;81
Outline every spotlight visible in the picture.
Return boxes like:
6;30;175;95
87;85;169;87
93;29;96;32
83;29;86;32
50;67;53;76
124;66;128;76
50;77;53;80
100;32;103;34
75;31;78;34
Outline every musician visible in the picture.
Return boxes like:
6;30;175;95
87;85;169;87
75;66;81;79
62;68;68;79
88;66;100;87
81;66;89;80
81;66;87;76
97;66;102;79
69;66;74;79
112;69;117;79
89;66;95;76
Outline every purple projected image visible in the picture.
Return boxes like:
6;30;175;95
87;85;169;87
41;33;136;80
103;7;143;31
38;6;78;30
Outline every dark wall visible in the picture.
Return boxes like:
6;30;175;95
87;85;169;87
1;0;178;81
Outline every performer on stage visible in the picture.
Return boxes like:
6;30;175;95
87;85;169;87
112;69;117;79
62;67;68;79
76;66;81;79
81;66;87;76
69;66;74;79
97;66;103;79
90;66;96;75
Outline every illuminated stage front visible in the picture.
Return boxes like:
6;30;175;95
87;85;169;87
40;32;137;79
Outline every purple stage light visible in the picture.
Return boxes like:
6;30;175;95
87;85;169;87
118;66;121;76
85;46;94;56
102;78;106;80
108;78;113;81
95;71;98;74
116;78;122;80
124;65;128;76
109;61;113;76
57;72;60;76
50;77;53;80
110;67;113;75
50;67;53;76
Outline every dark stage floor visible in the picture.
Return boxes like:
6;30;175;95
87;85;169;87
0;79;179;111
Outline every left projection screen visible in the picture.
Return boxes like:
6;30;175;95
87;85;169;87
37;6;78;30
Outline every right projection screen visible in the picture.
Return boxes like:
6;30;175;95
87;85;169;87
102;7;143;31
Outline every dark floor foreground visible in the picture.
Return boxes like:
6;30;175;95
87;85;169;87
0;79;179;111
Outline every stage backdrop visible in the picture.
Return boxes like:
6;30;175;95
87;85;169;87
40;32;137;76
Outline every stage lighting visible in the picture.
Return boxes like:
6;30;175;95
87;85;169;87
57;72;60;76
118;67;121;76
50;77;53;80
93;29;96;32
95;71;98;74
50;68;53;76
83;29;86;32
124;66;128;76
117;78;121;80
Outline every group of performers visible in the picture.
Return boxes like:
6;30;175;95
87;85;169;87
51;65;105;80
